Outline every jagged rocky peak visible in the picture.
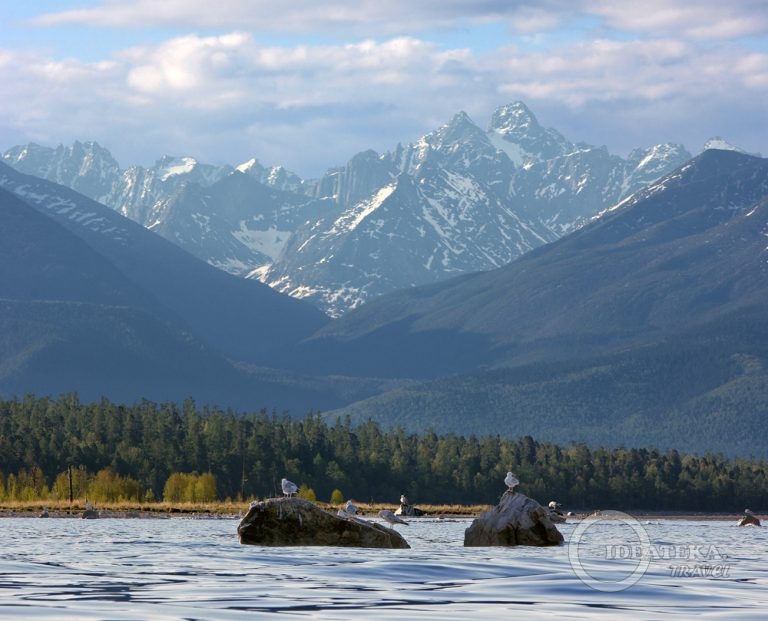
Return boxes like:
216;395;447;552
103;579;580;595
3;140;119;175
432;111;485;145
265;165;303;191
488;101;539;135
64;139;116;161
3;144;56;184
487;102;573;166
2;140;122;203
235;157;303;191
627;142;689;162
318;149;395;206
626;143;692;175
402;111;497;175
236;157;266;177
1;142;42;165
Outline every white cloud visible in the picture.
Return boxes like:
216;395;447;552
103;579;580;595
29;0;768;42
586;0;768;39
3;2;767;176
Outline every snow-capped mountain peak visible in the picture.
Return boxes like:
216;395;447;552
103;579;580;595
487;101;539;135
2;101;699;317
703;137;745;153
236;157;262;174
487;102;573;166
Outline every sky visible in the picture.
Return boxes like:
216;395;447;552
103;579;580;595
1;1;767;178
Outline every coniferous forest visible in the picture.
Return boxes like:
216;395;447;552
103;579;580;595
0;394;766;512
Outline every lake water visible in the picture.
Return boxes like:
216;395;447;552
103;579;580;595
1;513;767;620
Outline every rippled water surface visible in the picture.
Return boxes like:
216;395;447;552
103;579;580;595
1;514;767;619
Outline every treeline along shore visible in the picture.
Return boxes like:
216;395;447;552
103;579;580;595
0;394;766;512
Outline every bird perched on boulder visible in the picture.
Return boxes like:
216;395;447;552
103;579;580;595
504;471;519;492
400;494;409;506
345;500;359;515
281;478;298;497
378;509;408;527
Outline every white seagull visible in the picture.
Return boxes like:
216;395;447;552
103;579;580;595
504;471;519;492
378;509;408;527
281;478;298;497
345;500;359;515
400;494;409;506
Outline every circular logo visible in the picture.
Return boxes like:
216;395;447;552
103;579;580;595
568;510;651;592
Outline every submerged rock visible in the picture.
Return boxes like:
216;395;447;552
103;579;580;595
464;491;564;547
238;497;410;548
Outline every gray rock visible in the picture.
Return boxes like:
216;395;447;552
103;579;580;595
738;515;761;527
464;491;564;547
395;503;425;517
238;497;410;548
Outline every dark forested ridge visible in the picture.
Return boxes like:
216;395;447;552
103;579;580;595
1;394;765;512
326;308;768;457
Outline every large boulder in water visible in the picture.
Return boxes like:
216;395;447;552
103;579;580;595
464;491;564;547
238;497;410;548
738;514;761;527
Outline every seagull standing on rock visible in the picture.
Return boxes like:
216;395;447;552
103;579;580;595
345;500;359;515
378;509;408;527
504;471;519;492
281;478;298;497
400;494;409;506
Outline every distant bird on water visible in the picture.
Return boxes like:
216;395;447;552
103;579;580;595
281;478;298;497
504;471;519;492
378;509;408;527
345;500;359;515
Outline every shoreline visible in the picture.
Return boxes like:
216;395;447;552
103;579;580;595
0;507;751;522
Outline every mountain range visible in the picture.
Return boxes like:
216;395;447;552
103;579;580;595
2;107;767;457
3;102;693;317
307;149;768;456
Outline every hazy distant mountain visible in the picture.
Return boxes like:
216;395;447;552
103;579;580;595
295;150;768;456
144;171;332;276
3;102;692;316
259;103;692;315
0;161;329;366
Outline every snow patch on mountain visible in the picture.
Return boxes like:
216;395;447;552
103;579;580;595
232;222;291;261
703;137;746;153
488;132;527;167
158;156;197;181
326;183;396;235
